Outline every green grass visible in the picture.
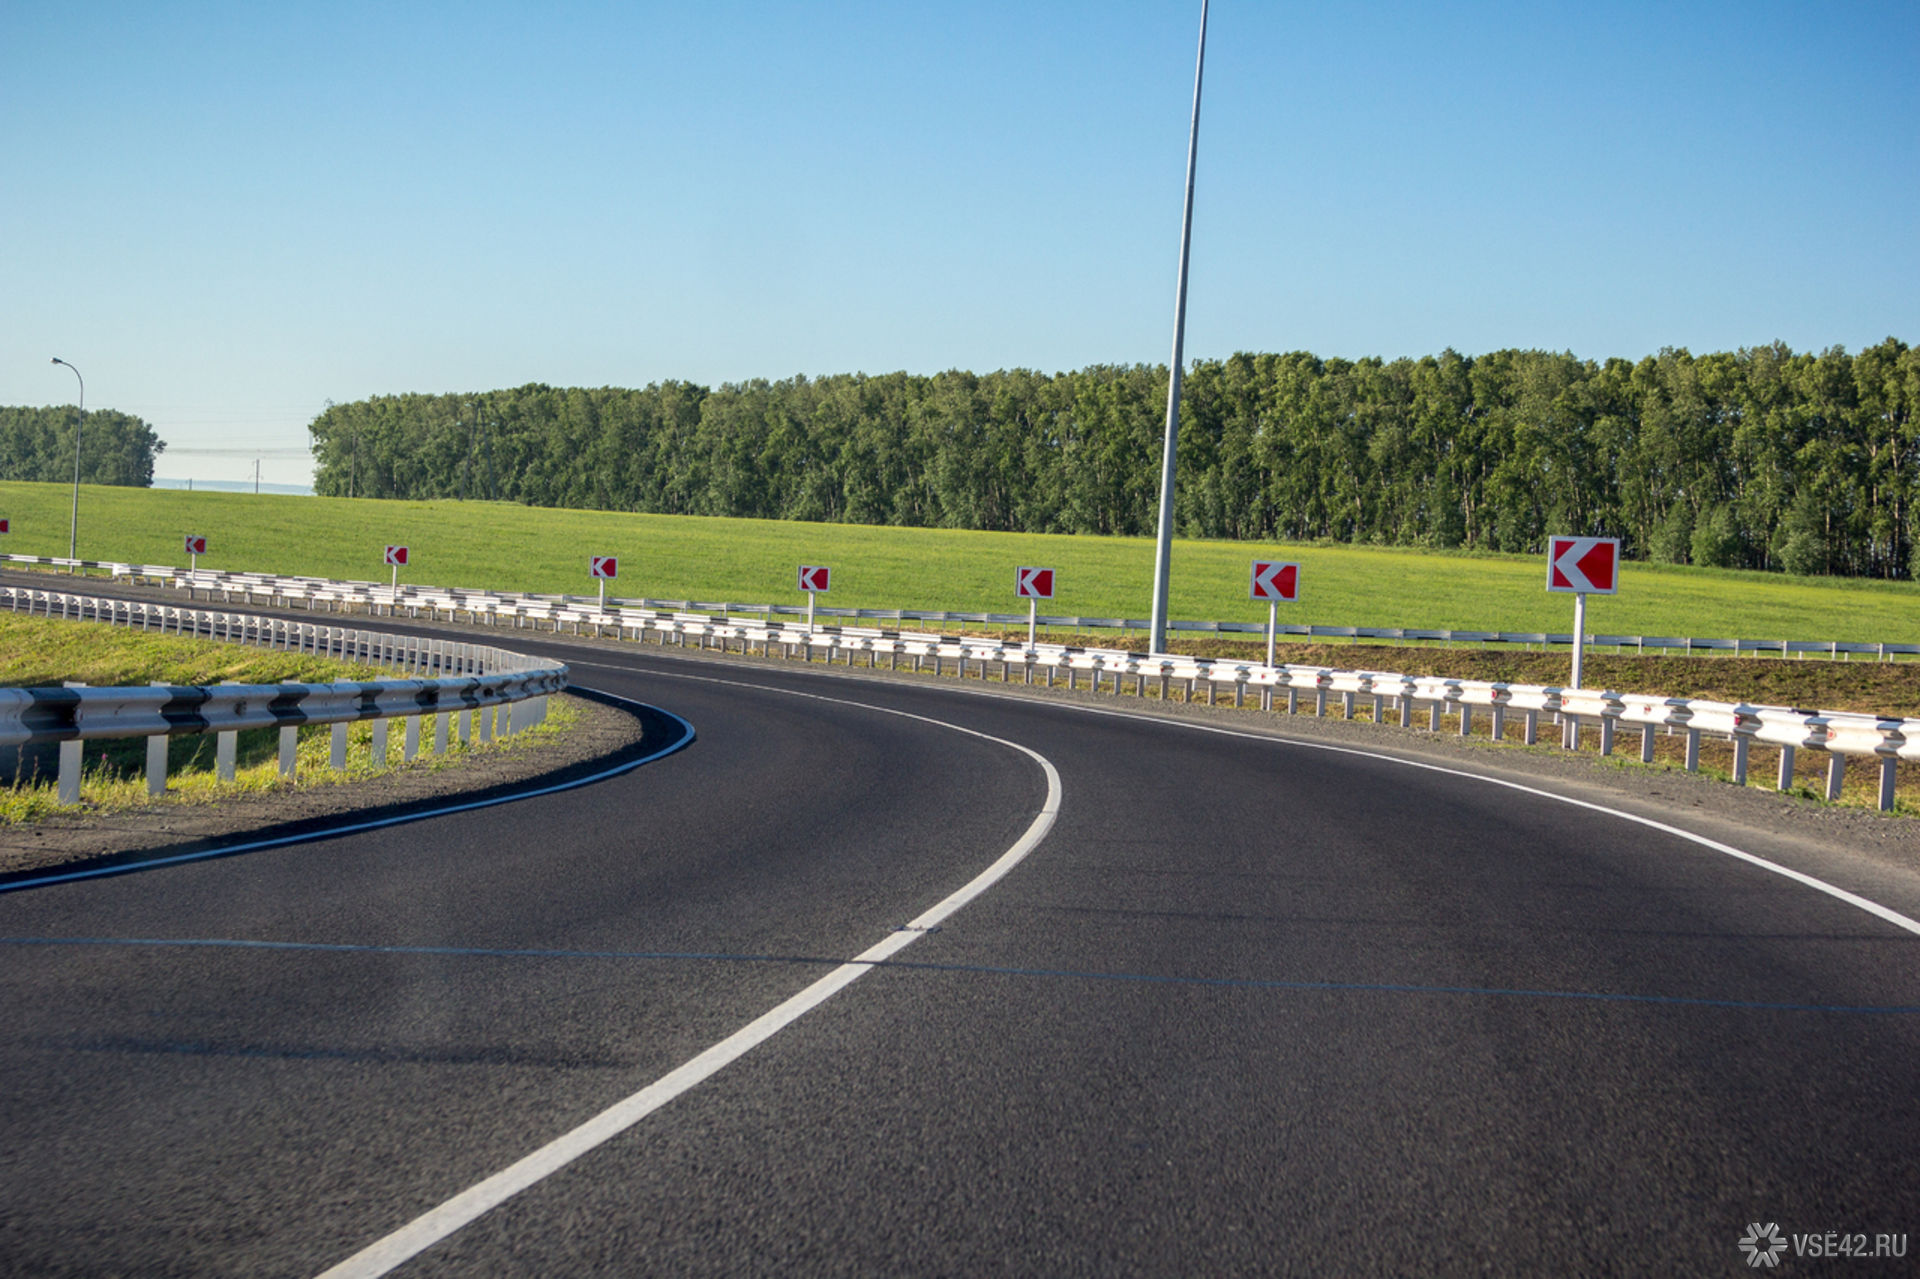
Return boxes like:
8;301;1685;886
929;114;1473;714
1;698;578;826
0;609;578;823
0;613;376;689
4;479;1919;643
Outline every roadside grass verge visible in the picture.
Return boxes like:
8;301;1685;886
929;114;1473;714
0;613;575;823
5;480;1920;646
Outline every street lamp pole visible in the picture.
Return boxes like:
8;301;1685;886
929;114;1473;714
1147;0;1209;655
51;357;85;571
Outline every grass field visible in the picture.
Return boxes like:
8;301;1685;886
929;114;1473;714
3;479;1918;644
0;612;573;824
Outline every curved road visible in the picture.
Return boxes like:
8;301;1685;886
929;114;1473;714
2;625;1918;1275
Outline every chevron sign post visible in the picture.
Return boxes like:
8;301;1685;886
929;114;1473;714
1250;560;1300;667
1546;536;1619;691
384;544;409;594
1016;567;1054;647
798;565;830;631
590;555;617;608
184;534;206;571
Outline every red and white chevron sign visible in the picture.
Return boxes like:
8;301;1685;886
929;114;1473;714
589;555;617;578
1015;566;1054;599
1249;560;1298;602
798;565;830;592
184;535;207;555
1;518;12;534
384;545;409;567
1546;536;1619;594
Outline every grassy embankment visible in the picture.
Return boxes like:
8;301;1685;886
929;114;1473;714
0;612;571;823
4;480;1917;640
3;481;1917;811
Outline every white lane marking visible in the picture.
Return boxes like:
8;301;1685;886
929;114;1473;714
1042;700;1920;939
316;687;1062;1279
0;694;694;896
585;654;1920;940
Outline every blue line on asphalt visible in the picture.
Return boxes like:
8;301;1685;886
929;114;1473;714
3;933;1914;1016
0;692;693;895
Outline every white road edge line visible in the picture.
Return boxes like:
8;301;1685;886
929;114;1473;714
594;654;1920;940
1048;698;1920;940
0;693;695;896
314;686;1062;1279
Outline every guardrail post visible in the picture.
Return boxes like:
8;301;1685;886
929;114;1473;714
330;723;349;771
1826;753;1845;801
1428;701;1441;732
1879;757;1897;811
57;682;85;804
479;702;494;742
278;726;298;778
147;681;169;796
1684;729;1700;772
1341;690;1354;720
1458;703;1472;737
434;712;450;755
404;715;421;760
1523;709;1538;744
1314;685;1327;717
1490;703;1504;741
1777;745;1795;791
1641;723;1656;764
373;718;390;766
1598;714;1614;757
1731;733;1749;785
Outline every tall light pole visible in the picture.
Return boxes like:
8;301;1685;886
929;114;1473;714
1148;0;1209;655
51;357;84;571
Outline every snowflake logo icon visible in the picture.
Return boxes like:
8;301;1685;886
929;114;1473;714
1739;1222;1787;1268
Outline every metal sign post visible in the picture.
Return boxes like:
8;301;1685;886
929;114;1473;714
798;566;830;632
1546;536;1620;690
590;555;617;609
1249;561;1299;668
1015;567;1055;649
385;545;409;600
1572;592;1588;690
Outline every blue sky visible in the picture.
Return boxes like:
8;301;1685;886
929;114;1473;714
5;1;1915;486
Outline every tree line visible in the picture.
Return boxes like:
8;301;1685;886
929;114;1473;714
0;407;164;487
306;339;1919;579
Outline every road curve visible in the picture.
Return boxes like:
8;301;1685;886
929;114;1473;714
1;623;1918;1276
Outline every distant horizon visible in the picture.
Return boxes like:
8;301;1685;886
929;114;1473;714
10;3;1913;491
152;477;314;497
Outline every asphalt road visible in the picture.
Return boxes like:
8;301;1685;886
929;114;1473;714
2;622;1918;1276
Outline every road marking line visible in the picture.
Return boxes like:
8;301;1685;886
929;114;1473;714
584;653;1920;940
315;686;1061;1279
1049;701;1920;940
0;694;693;896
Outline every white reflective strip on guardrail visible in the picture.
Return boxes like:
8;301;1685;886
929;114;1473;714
0;587;567;749
2;555;1912;807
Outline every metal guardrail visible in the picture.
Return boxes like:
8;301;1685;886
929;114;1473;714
1;586;568;804
2;553;1915;660
1;556;1910;810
